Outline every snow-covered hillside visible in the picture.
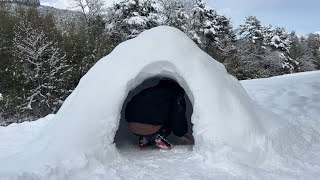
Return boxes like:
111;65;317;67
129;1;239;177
0;71;319;179
37;5;82;31
2;1;82;32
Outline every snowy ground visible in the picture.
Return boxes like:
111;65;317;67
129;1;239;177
0;71;320;179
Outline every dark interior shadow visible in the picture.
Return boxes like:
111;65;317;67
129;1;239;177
114;76;193;148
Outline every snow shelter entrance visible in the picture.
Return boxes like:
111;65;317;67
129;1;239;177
115;76;194;147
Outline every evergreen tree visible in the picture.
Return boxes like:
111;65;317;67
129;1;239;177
289;32;303;61
158;0;189;32
0;4;25;119
265;27;297;73
188;0;234;60
234;16;298;78
265;27;291;52
307;33;320;69
62;19;115;91
289;32;316;72
238;16;264;45
106;0;160;40
0;7;71;119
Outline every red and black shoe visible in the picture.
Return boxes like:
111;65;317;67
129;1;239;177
155;135;173;150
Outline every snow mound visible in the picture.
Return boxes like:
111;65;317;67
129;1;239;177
0;26;314;178
0;114;54;160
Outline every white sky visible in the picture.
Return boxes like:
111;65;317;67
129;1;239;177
41;0;320;35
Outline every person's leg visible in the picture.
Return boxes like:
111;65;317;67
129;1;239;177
154;124;173;150
136;124;173;150
168;98;188;137
129;122;162;148
157;123;171;138
155;134;173;150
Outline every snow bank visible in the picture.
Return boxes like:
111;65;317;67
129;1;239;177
242;71;320;136
0;26;314;178
0;115;54;159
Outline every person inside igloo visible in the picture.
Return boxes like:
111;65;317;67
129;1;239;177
125;79;194;150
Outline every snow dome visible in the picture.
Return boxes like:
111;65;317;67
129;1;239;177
0;26;311;175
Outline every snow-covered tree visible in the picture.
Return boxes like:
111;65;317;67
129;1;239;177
157;0;189;32
238;16;264;45
289;33;317;72
307;33;320;69
223;39;263;79
189;0;224;46
186;0;234;61
12;19;70;117
69;0;106;27
106;0;160;40
296;54;316;72
236;16;299;77
264;27;291;52
265;27;298;73
289;32;303;60
0;4;27;119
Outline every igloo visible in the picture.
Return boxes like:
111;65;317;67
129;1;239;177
0;26;308;174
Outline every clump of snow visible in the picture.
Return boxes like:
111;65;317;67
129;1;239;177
0;26;317;179
0;93;3;100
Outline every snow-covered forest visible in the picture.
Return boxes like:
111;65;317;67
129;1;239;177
0;0;319;124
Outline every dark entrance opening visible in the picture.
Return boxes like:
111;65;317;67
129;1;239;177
115;76;193;148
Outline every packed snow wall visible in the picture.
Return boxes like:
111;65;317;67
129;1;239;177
0;26;312;175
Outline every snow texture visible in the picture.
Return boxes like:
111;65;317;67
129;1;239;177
0;26;319;179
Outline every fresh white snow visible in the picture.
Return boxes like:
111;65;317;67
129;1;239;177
1;71;319;179
0;27;319;179
0;115;54;160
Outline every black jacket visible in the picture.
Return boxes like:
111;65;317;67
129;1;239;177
125;80;188;137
